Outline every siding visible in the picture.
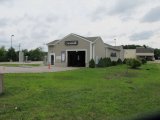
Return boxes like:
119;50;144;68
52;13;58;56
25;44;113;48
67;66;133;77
124;49;136;59
48;34;91;67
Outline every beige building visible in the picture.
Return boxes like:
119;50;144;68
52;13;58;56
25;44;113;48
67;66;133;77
124;47;155;60
47;33;124;67
124;49;136;59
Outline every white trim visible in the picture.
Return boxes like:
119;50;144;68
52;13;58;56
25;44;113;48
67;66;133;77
49;53;55;65
93;44;95;60
65;49;87;66
90;43;92;60
71;33;92;43
47;40;60;46
93;37;101;43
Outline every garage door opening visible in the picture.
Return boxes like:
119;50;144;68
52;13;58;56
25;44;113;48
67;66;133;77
50;55;54;65
68;51;85;67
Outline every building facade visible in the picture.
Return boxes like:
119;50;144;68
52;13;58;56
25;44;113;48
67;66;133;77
47;33;124;67
124;47;155;60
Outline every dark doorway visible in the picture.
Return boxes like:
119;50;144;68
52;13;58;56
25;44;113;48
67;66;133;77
68;51;85;67
51;55;54;65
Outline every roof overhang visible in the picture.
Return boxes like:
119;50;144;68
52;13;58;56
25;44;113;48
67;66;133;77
136;53;154;56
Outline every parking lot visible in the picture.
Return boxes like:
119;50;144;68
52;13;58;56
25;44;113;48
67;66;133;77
0;62;78;73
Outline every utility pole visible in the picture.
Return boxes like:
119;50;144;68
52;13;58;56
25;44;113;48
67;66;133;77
10;35;14;62
11;35;14;49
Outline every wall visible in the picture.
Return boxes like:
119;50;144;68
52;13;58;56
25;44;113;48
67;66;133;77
118;46;124;61
124;49;136;59
106;48;121;61
48;34;91;67
94;38;106;64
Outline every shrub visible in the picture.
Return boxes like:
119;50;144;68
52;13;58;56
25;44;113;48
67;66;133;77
89;59;95;68
126;59;141;69
111;61;117;66
117;58;123;64
123;59;127;64
97;58;104;67
141;58;147;64
103;57;112;67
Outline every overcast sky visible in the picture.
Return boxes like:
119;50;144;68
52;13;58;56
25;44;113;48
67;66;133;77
0;0;160;51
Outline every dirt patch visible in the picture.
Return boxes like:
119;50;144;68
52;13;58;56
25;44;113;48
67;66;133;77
104;71;138;80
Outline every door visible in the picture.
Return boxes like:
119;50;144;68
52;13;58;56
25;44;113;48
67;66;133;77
67;51;85;67
51;55;54;65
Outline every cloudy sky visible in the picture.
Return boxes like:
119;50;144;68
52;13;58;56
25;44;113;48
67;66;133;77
0;0;160;51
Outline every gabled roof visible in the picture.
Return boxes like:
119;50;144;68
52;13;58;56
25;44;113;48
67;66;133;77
136;47;154;53
47;33;100;46
47;40;60;45
85;37;100;42
71;33;99;42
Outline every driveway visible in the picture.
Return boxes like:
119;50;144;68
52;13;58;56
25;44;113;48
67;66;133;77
0;66;78;73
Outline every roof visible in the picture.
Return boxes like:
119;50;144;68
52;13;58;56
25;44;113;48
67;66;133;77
47;33;100;45
71;33;99;42
47;40;60;45
136;47;154;53
104;43;120;51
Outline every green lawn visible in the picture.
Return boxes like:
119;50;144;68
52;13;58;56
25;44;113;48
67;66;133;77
0;64;41;67
0;64;160;120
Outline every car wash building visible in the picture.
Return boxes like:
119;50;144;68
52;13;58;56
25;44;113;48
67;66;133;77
47;33;124;67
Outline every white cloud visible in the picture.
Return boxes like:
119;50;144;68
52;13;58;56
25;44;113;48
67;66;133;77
0;0;160;51
142;6;160;22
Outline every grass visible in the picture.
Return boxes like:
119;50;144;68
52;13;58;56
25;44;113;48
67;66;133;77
0;64;41;67
0;64;160;120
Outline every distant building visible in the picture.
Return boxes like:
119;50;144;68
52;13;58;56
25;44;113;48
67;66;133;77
47;33;124;67
124;47;155;60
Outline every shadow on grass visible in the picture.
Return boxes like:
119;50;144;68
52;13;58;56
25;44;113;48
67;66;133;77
104;71;139;80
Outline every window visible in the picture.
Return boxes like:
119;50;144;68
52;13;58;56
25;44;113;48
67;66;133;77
61;51;66;62
111;53;117;57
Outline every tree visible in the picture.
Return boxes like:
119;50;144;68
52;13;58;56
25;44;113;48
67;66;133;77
117;58;123;64
0;46;7;62
154;49;160;59
126;59;141;69
103;57;112;67
89;59;95;68
123;45;142;49
28;47;44;61
97;58;104;67
6;47;18;61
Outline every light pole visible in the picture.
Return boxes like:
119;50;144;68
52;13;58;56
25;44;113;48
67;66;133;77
10;35;14;62
11;35;14;49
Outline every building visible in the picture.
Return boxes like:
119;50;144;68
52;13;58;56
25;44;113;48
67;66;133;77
47;33;124;67
124;47;155;60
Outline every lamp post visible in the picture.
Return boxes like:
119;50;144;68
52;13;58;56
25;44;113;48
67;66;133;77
10;35;14;62
11;35;14;49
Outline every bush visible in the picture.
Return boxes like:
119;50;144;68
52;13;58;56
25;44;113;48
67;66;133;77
89;59;95;68
126;59;141;69
123;59;127;64
117;58;123;64
103;57;112;67
97;58;104;67
111;61;117;66
141;58;147;64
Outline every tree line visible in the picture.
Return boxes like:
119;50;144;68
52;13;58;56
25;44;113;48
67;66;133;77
0;46;46;62
0;45;160;62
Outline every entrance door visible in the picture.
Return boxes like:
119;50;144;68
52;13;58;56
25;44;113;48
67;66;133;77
51;55;54;65
68;51;85;67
